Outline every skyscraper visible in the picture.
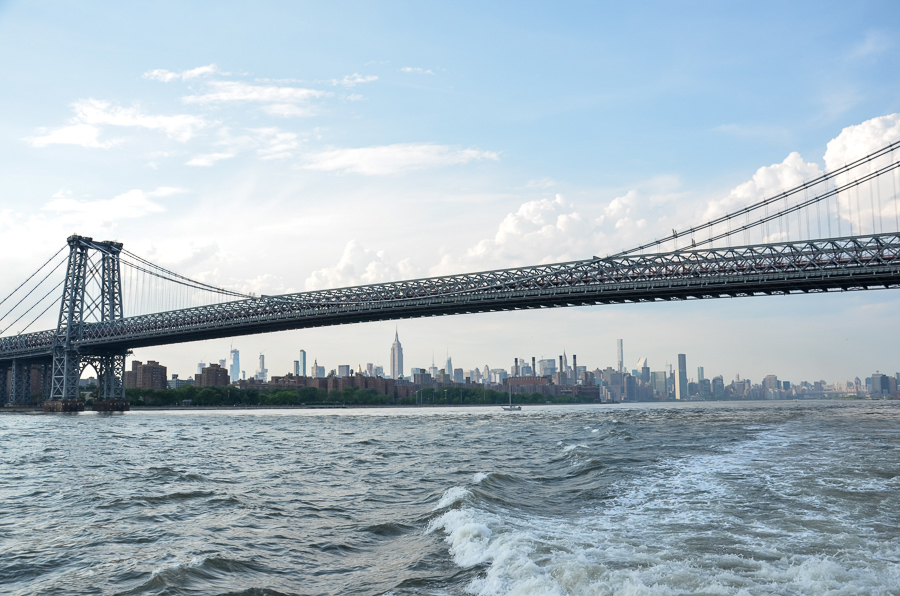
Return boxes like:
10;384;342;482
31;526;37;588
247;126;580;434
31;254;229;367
675;353;688;400
256;354;268;383
617;339;624;374
229;348;240;383
390;329;403;380
299;350;307;377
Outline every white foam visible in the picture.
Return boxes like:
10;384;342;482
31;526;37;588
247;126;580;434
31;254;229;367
472;472;490;484
433;485;471;510
428;421;900;595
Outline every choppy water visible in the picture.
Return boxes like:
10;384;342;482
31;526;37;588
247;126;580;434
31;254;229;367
1;401;898;595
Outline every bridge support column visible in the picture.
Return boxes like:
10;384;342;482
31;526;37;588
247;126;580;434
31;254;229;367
0;365;7;406
51;348;82;402
10;359;31;405
41;363;52;402
96;353;126;401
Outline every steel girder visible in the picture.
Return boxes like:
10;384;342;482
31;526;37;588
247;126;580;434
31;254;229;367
0;233;898;359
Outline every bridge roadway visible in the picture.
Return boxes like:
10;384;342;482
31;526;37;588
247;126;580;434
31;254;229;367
1;233;899;363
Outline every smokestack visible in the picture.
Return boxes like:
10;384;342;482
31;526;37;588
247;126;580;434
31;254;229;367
559;355;563;376
532;356;536;376
514;357;519;377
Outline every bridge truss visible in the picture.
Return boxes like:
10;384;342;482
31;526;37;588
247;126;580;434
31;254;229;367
1;140;900;405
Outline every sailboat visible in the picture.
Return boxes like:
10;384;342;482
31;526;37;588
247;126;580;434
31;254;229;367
502;382;521;411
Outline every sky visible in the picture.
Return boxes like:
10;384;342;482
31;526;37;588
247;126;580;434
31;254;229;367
1;1;899;384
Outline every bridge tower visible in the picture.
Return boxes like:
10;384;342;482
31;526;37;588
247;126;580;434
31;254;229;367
50;235;125;403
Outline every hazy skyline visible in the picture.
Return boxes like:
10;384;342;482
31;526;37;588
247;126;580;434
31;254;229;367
1;1;899;382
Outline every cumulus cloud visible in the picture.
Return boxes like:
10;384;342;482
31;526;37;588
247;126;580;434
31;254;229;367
144;64;219;82
27;99;207;148
702;152;822;221
304;240;414;290
824;113;900;171
400;67;434;75
301;143;499;175
431;195;602;274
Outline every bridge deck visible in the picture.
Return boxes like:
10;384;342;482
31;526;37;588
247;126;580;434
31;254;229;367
1;234;898;362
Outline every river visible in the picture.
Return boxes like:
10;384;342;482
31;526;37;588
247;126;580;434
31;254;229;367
1;400;898;595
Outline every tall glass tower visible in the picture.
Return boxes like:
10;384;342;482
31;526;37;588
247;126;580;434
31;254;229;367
228;349;240;383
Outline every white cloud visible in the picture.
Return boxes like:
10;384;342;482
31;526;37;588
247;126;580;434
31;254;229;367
27;99;207;148
185;152;235;166
400;67;434;75
254;128;299;160
432;195;600;274
332;73;378;87
305;240;414;290
301;143;499;175
143;64;219;82
261;103;316;117
43;187;181;222
72;100;207;142
27;124;116;149
183;81;327;105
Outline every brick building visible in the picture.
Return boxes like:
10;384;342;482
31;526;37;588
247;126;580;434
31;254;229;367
195;363;231;387
124;360;168;390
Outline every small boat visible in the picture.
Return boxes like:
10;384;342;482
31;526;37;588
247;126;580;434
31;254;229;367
502;384;521;411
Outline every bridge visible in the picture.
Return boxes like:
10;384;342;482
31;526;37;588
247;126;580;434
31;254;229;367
2;141;900;406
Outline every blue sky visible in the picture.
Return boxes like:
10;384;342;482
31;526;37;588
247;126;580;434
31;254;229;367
1;1;899;383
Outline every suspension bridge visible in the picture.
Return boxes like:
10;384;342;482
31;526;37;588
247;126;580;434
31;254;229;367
2;141;900;408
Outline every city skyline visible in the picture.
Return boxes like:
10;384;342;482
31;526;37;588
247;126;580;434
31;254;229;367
1;2;899;383
152;331;896;392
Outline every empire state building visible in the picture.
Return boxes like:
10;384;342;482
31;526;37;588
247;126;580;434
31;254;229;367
390;330;403;380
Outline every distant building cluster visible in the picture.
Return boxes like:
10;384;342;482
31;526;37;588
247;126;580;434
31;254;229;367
116;332;900;403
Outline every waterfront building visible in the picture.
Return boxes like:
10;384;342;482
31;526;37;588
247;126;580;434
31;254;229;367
124;360;167;390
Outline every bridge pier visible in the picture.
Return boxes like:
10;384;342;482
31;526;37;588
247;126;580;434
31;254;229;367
9;359;31;405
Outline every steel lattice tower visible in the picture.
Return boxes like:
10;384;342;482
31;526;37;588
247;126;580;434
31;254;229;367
50;235;125;402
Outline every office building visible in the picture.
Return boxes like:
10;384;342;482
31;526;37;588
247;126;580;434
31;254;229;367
311;359;325;378
299;350;307;377
391;330;403;379
338;365;350;378
617;339;624;374
256;354;268;383
229;349;240;383
675;353;688;400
